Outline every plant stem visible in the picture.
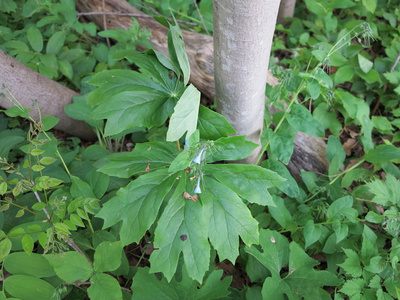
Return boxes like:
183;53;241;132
64;236;94;267
2;200;46;220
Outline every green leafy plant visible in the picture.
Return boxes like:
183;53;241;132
1;0;400;299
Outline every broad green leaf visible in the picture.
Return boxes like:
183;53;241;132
195;269;232;300
327;136;346;176
113;49;175;92
332;221;348;243
269;195;297;229
314;67;333;87
4;40;29;51
366;173;400;206
86;168;109;199
327;136;345;163
70;175;96;199
383;71;400;85
27;26;43;52
4;252;55;278
21;234;34;255
94;241;123;272
131;267;231;300
306;77;321;99
70;214;85;227
98;142;177;178
364;255;384;274
204;164;285;206
0;182;7;195
338;248;362;277
87;273;122;300
58;59;73;79
168;18;191;85
197;106;236;140
96;169;177;245
3;106;30;118
41;115;59;131
209;135;258;162
31;149;44;156
327;196;353;220
246;255;270;284
261;159;300;197
335;65;354;85
361;225;378;265
284;242;342;298
245;229;289;277
266;126;296;165
0;129;26;158
153;49;181;77
365;211;384;224
262;276;293;300
150;179;210;283
287;104;324;137
64;96;103;128
46;30;66;54
357;68;381;84
32;164;44;172
312;49;327;61
340;278;366;297
45;251;93;283
40;157;56;165
362;0;377;13
338;90;370;125
167;84;200;142
0;238;12;262
341;168;370;188
88;69;163;106
92;90;172;136
168;148;193;173
202;177;259;263
4;275;55;300
303;220;322;249
358;53;373;73
364;144;400;163
304;0;328;15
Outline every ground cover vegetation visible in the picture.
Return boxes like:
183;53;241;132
0;0;399;299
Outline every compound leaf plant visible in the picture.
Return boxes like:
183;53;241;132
1;0;400;299
90;18;285;284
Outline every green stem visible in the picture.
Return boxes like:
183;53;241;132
1;200;46;220
85;211;95;234
329;159;365;186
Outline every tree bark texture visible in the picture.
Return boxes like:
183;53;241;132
213;0;281;164
277;0;296;24
0;50;96;140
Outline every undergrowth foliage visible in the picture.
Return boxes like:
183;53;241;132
0;0;400;299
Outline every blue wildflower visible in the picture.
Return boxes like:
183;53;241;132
192;147;205;164
185;140;190;147
194;177;202;194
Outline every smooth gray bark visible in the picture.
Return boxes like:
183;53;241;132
213;0;281;163
277;0;296;24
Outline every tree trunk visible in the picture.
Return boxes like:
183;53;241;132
277;0;296;24
213;0;280;164
0;50;96;140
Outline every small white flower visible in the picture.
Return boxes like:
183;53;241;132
194;177;202;194
192;147;205;164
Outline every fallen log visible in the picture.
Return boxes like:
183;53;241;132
0;50;96;140
76;0;329;179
